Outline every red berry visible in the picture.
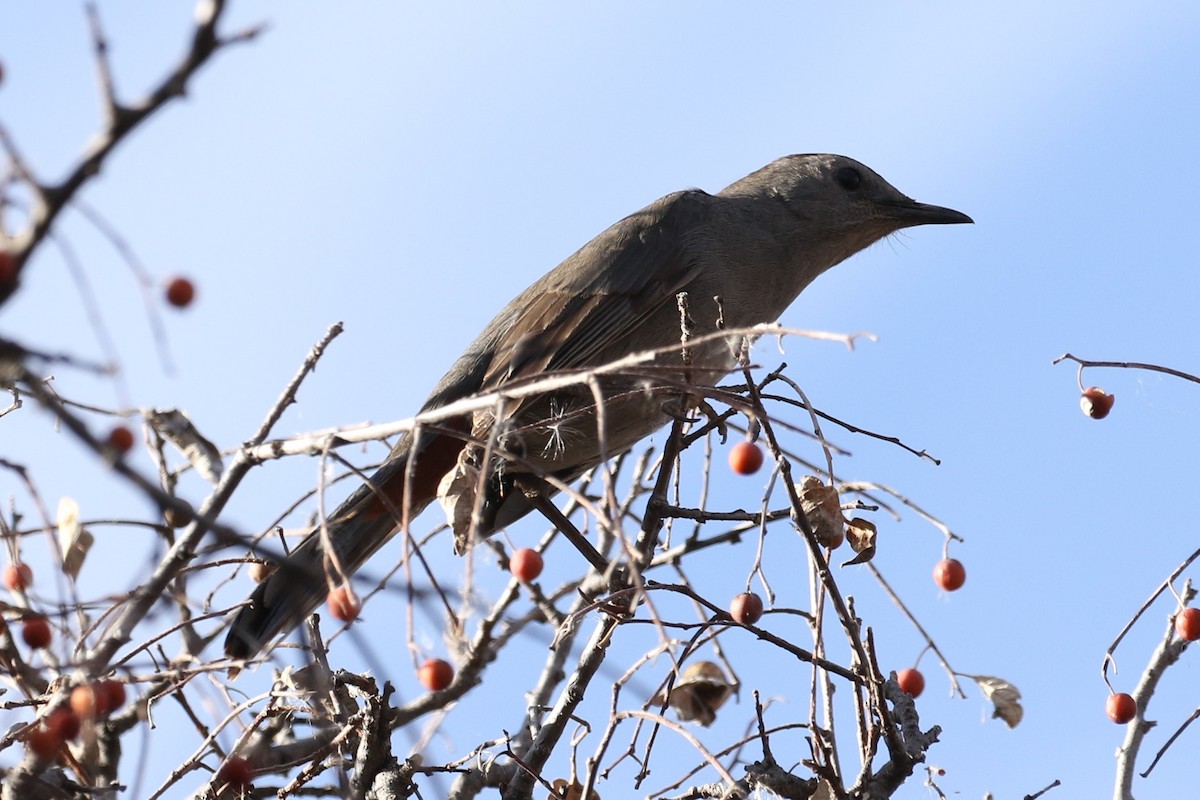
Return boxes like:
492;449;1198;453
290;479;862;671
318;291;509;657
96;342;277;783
70;679;125;717
1080;386;1114;420
0;249;14;284
896;668;925;698
107;425;135;454
933;558;966;592
101;679;127;713
22;614;52;649
165;276;196;308
1176;607;1200;641
509;548;544;582
4;561;33;591
327;584;362;622
728;441;765;476
217;755;253;789
418;658;454;691
1106;692;1136;724
729;592;764;625
46;707;81;741
26;725;62;760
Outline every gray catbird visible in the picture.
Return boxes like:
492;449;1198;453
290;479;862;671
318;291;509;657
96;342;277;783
225;153;971;660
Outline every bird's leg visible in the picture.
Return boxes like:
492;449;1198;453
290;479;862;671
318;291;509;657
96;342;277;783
688;397;727;442
659;395;699;424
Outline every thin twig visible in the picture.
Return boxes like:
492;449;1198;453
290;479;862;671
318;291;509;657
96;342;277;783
81;324;343;670
2;0;264;303
1053;352;1200;386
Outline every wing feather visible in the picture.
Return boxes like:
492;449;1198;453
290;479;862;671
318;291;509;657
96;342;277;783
481;189;710;388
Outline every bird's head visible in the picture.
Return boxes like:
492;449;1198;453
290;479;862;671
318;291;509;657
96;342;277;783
721;153;972;254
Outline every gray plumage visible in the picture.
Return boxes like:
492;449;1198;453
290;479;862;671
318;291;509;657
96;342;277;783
225;153;971;661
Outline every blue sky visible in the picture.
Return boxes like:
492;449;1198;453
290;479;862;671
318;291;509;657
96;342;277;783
2;3;1200;797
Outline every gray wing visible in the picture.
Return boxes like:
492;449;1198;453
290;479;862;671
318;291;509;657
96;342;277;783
419;189;712;412
481;189;711;388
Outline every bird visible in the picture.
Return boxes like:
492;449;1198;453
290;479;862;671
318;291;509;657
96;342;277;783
224;153;971;661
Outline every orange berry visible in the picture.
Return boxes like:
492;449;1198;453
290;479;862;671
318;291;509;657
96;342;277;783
1080;386;1114;420
4;561;33;591
418;658;454;691
71;679;125;717
896;668;925;698
1106;692;1136;724
933;558;966;592
728;441;764;476
509;548;544;582
327;584;362;622
1177;607;1200;641
70;684;102;719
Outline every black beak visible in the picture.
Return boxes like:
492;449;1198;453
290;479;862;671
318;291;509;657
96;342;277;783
887;199;974;227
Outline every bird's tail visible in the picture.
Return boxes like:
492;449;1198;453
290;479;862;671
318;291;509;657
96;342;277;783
224;430;464;661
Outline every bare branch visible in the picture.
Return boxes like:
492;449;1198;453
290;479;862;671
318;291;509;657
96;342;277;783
0;0;263;303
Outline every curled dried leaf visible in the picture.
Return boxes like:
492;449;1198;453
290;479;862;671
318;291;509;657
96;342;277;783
798;476;843;547
438;449;482;554
972;674;1023;728
841;517;877;566
651;660;733;726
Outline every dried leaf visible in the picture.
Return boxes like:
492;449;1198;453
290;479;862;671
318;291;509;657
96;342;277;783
841;517;877;565
248;560;275;583
58;496;79;537
651;661;733;726
812;780;837;800
146;408;223;483
549;778;601;800
279;665;318;696
438;450;481;554
57;496;93;580
163;499;194;529
845;517;876;553
973;674;1023;728
798;476;843;547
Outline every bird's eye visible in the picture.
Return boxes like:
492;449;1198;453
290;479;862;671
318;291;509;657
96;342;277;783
834;167;861;191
